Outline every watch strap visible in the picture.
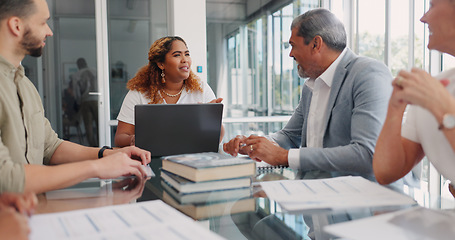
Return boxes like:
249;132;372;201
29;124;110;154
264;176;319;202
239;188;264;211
439;113;455;130
98;146;113;158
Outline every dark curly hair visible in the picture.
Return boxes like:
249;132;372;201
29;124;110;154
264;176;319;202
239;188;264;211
126;36;203;104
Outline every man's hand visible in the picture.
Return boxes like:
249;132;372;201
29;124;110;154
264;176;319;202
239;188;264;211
223;135;248;156
94;152;148;179
105;146;151;166
243;135;289;166
0;192;37;216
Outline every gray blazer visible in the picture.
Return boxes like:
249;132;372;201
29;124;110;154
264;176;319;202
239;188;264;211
270;48;393;180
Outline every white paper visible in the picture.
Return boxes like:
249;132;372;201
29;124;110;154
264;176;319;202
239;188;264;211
324;206;455;240
142;164;155;177
29;200;225;240
260;176;416;211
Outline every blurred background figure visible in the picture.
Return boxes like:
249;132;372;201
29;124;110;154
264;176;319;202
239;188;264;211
70;58;98;146
62;77;82;142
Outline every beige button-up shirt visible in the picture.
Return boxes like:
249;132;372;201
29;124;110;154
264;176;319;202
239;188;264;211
0;55;63;193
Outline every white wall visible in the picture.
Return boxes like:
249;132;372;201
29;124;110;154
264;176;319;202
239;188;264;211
167;0;207;82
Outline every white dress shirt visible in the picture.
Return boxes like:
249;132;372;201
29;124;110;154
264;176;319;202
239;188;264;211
288;48;347;169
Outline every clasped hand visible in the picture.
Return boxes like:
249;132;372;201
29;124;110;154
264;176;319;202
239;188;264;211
223;135;288;166
0;192;37;240
392;68;452;116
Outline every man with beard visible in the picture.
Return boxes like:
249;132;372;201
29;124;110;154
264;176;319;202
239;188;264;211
224;8;393;181
0;0;151;194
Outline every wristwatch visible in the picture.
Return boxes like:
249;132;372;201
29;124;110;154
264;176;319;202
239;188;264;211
439;113;455;130
98;146;113;158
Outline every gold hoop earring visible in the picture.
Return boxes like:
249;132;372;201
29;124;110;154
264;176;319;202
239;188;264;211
161;70;166;83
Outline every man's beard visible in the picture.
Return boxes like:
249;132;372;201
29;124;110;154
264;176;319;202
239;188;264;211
297;64;308;78
20;27;44;57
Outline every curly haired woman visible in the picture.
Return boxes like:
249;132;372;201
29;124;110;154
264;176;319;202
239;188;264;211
115;36;223;147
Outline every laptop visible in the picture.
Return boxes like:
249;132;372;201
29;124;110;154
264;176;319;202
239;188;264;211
135;103;223;157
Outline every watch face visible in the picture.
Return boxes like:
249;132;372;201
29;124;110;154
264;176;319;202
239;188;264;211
443;114;455;129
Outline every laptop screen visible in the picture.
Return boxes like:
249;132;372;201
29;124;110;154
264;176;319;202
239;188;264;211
134;103;223;157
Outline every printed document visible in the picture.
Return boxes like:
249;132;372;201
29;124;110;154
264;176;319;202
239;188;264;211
260;176;416;211
29;200;225;240
324;206;455;240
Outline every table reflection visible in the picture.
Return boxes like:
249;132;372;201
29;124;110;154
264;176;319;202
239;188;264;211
37;177;147;214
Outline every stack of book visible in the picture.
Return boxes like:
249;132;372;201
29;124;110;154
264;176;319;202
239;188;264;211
160;152;256;219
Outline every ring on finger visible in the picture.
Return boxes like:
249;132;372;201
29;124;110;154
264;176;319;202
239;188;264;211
250;145;254;151
396;76;404;87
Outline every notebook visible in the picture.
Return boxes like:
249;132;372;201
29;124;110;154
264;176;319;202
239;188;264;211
135;103;223;157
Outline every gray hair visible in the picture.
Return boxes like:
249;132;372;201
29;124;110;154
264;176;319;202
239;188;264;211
0;0;36;21
291;8;346;52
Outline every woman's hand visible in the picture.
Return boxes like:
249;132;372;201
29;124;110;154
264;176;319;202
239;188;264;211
130;135;135;146
393;68;453;119
208;98;223;103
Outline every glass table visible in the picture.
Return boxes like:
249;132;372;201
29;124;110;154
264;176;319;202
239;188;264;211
37;158;455;240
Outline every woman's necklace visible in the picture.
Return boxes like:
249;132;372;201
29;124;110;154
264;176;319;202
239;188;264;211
161;85;185;97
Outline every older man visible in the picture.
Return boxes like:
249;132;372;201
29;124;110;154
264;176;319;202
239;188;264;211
0;0;151;193
224;8;393;180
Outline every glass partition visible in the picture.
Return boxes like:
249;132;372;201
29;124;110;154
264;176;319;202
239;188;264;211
107;0;167;145
53;1;98;147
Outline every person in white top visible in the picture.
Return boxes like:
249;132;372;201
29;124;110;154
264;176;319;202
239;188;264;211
373;0;455;196
115;36;223;147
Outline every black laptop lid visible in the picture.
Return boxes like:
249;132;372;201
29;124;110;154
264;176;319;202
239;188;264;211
135;103;223;157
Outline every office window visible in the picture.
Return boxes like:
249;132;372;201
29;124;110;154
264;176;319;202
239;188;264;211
415;0;429;71
390;0;410;75
357;0;386;62
220;0;321;141
224;0;320;118
271;5;298;114
226;32;242;117
330;0;344;23
247;17;267;116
